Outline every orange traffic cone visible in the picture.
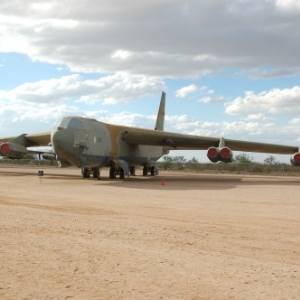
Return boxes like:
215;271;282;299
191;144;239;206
161;178;165;185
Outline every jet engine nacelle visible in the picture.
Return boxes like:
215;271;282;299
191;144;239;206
0;142;28;159
207;146;233;163
42;153;57;160
207;146;220;163
219;147;233;163
290;152;300;167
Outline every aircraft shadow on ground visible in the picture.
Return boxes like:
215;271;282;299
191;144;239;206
94;174;300;191
96;175;238;191
1;169;299;191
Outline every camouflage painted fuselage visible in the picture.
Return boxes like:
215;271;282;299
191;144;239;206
51;117;168;169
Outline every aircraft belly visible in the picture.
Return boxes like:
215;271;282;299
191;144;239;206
119;145;164;165
118;156;157;165
79;154;111;168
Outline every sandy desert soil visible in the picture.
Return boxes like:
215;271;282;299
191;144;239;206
0;167;300;300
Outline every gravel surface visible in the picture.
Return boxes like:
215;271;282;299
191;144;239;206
0;167;300;300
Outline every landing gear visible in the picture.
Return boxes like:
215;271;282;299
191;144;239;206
82;167;100;179
129;166;136;176
120;168;125;180
109;166;126;179
143;165;158;176
92;168;100;179
143;166;148;176
150;166;155;176
109;166;117;179
82;167;91;178
143;165;159;176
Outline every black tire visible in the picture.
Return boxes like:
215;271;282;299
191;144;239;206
82;167;90;178
150;166;155;176
143;166;148;176
129;166;135;176
92;168;100;179
120;168;125;179
109;167;116;179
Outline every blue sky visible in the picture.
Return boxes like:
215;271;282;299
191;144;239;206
1;1;300;163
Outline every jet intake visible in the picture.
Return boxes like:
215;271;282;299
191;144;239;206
290;152;300;167
207;147;220;163
0;142;28;159
219;147;233;163
207;146;233;163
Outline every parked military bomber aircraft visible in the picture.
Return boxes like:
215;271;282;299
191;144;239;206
1;92;300;179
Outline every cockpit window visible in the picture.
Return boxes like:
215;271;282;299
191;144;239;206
54;117;91;130
69;119;80;128
54;117;71;129
80;121;90;129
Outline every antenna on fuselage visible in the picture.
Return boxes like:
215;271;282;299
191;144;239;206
154;91;166;131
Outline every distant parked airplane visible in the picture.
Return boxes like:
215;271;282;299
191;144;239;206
1;92;300;179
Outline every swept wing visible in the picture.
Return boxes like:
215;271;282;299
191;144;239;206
121;129;298;154
0;132;51;146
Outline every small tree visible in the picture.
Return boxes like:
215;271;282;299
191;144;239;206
162;156;173;170
188;157;199;164
23;153;37;160
264;155;276;172
187;157;199;171
264;155;276;165
172;156;186;170
234;153;254;164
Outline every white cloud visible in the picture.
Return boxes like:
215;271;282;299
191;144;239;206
225;86;300;115
199;96;224;104
1;1;300;77
111;50;132;60
188;120;300;146
289;117;300;125
1;0;300;158
0;72;166;105
245;113;274;121
29;2;53;12
175;84;198;98
162;116;300;148
0;72;166;135
276;0;300;12
103;112;156;129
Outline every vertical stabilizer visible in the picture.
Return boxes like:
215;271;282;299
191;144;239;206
154;91;166;131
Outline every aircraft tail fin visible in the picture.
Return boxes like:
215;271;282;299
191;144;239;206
154;91;166;131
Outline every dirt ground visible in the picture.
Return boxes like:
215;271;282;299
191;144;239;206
0;167;299;300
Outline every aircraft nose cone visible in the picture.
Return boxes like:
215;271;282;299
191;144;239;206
51;128;74;151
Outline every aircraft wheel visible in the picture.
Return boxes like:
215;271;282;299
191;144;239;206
120;168;125;179
109;167;116;179
92;168;100;179
143;166;148;176
129;166;135;176
150;166;155;176
82;167;90;178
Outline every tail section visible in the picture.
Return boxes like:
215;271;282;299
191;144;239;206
154;91;166;131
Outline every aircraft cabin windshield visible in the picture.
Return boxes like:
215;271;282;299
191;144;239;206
54;117;91;130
